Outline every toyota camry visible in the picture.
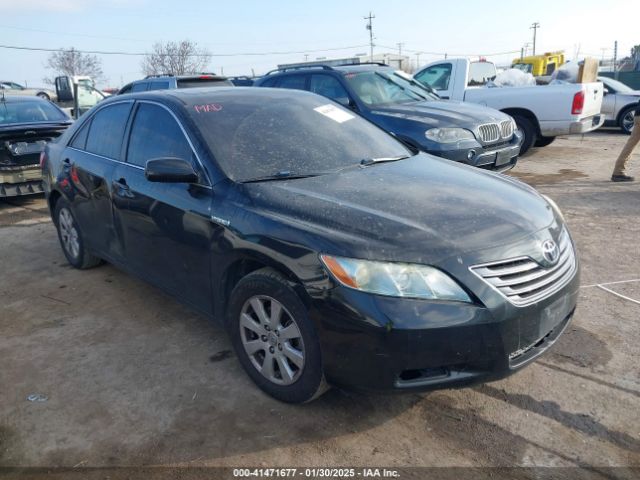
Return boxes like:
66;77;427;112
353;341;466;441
42;88;579;403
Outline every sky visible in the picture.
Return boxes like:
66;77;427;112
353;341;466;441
1;0;638;88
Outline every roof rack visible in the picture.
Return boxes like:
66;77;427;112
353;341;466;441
264;64;335;76
144;72;224;79
336;62;389;67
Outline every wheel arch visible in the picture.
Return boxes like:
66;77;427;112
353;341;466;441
215;253;312;324
500;108;541;135
616;103;637;125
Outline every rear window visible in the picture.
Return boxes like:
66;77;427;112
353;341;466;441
0;100;68;124
178;78;233;88
188;92;409;182
468;62;497;86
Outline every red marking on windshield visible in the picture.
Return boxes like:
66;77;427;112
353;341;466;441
193;103;223;113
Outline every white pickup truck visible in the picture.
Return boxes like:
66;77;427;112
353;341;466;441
413;58;604;154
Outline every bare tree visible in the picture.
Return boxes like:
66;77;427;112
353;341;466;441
141;40;212;76
44;48;104;84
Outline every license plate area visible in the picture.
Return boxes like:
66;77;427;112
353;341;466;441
5;140;47;156
495;149;513;166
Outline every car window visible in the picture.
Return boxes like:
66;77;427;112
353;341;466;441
188;92;410;182
309;75;349;102
149;80;170;91
85;103;132;159
415;64;452;90
467;62;496;86
276;75;306;90
0;99;68;125
343;71;425;106
70;120;91;150
259;77;278;88
118;84;133;95
131;82;148;92
178;78;233;88
127;103;194;169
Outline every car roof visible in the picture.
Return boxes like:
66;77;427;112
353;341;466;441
105;86;322;106
262;63;394;78
0;95;49;102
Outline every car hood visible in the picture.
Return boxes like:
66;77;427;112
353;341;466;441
370;100;510;129
244;154;555;265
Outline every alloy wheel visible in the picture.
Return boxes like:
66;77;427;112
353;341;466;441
239;295;305;385
58;208;80;260
622;110;635;133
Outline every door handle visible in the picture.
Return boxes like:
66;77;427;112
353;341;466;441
63;158;71;165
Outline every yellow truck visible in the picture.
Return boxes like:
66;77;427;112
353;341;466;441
512;52;565;77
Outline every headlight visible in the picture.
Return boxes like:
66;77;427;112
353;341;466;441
425;127;475;143
320;255;472;302
541;194;565;222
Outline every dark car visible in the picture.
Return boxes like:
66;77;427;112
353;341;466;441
1;95;71;197
42;88;579;403
117;73;233;94
255;64;522;171
229;76;255;86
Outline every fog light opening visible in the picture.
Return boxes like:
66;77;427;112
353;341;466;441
467;150;476;160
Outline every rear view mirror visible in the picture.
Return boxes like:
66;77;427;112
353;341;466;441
145;157;199;183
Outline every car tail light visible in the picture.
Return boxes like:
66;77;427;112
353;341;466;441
199;75;213;79
571;91;585;115
39;151;47;169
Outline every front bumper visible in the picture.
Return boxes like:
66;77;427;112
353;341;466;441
0;165;44;197
428;132;522;173
309;258;579;392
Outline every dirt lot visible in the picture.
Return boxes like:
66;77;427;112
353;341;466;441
0;131;638;476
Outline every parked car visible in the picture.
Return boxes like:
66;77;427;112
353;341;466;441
117;73;233;94
413;58;605;154
42;88;579;403
0;81;57;102
599;76;639;134
54;76;107;119
0;95;71;197
229;76;255;86
255;64;522;172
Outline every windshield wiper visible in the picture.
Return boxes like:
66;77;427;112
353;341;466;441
360;155;410;166
241;170;322;183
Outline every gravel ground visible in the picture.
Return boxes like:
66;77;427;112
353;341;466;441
0;131;638;478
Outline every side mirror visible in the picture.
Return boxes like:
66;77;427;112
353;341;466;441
603;88;609;95
145;157;199;183
334;97;356;109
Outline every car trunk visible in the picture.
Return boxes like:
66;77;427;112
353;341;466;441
0;126;66;169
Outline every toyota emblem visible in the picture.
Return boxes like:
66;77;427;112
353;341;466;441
541;239;560;265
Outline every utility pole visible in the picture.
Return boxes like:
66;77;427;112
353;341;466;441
397;42;404;56
415;51;423;69
613;40;618;79
364;12;375;62
304;53;309;62
530;22;540;55
522;42;531;57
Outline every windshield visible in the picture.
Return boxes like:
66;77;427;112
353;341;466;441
189;91;410;182
600;77;634;93
512;63;533;74
390;72;440;100
343;71;429;106
0;100;68;124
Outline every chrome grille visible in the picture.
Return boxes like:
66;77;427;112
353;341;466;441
478;123;500;143
500;120;514;139
470;228;576;306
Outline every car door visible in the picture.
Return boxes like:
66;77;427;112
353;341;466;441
111;101;215;313
415;63;454;99
64;101;133;258
600;79;617;121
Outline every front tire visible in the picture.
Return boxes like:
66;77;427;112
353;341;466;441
619;106;636;135
37;92;50;101
227;268;327;403
53;198;102;269
513;115;538;156
534;135;556;147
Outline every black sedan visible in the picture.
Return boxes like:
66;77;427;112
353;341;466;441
1;95;71;197
42;88;579;403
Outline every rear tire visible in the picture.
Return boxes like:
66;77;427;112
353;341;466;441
227;267;327;403
53;198;102;269
619;106;636;135
513;115;538;156
534;135;556;147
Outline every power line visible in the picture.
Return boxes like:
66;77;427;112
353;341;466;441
0;43;371;57
376;44;520;57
